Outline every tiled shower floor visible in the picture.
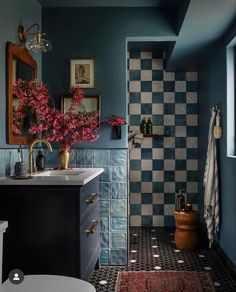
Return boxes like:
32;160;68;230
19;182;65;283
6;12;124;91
90;227;236;292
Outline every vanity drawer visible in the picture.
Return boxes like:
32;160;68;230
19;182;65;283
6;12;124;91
79;178;99;220
79;202;100;280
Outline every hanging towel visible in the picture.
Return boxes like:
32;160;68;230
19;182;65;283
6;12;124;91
128;132;143;149
203;108;220;247
133;133;143;146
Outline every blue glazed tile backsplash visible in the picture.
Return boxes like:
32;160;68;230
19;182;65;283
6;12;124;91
100;249;109;265
111;233;126;248
110;249;127;265
111;217;127;231
128;51;198;227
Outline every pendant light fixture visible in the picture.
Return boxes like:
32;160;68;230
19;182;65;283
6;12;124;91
18;23;52;53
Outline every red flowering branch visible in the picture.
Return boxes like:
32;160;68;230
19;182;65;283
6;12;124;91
105;115;127;126
12;80;100;151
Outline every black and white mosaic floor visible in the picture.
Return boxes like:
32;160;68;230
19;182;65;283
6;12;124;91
90;227;236;292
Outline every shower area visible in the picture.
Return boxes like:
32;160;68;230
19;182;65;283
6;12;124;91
127;43;199;228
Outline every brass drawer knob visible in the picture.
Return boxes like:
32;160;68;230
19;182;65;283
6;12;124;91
85;193;99;204
84;220;100;233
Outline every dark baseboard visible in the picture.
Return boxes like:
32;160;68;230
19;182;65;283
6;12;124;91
211;241;236;283
199;224;236;283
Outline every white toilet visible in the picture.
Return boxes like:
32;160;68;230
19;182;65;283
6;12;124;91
0;221;96;292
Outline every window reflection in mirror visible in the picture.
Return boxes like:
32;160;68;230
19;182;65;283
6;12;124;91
12;56;35;138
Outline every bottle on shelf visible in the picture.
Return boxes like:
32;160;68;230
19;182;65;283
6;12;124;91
36;148;45;171
175;189;185;211
147;118;153;134
140;118;147;134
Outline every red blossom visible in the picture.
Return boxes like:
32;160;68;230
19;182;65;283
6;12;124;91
105;115;127;126
12;80;100;150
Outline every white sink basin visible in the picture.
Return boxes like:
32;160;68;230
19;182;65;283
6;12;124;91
34;169;86;176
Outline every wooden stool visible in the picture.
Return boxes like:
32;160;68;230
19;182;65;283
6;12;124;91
174;211;199;250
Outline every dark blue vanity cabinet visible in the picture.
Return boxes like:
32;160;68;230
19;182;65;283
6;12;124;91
0;177;100;282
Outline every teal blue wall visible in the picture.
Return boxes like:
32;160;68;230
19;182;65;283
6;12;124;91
0;0;42;148
198;20;236;265
42;7;177;148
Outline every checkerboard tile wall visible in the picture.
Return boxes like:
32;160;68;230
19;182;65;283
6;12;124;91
128;51;198;227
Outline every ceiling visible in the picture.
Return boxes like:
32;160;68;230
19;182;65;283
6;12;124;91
37;0;236;71
167;0;236;70
37;0;181;7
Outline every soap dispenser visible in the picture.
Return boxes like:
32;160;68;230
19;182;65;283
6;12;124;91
36;148;45;171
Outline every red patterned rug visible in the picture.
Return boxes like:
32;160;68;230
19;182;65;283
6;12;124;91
115;271;216;292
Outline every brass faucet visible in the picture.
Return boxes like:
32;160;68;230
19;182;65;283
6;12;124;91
28;138;53;174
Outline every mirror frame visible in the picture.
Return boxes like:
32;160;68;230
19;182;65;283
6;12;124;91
6;42;37;144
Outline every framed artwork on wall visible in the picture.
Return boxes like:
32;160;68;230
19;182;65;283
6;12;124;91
61;95;101;121
70;59;95;88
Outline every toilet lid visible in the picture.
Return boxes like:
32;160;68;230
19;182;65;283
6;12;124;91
3;275;96;292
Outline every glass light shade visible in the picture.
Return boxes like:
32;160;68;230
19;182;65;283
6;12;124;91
25;36;52;53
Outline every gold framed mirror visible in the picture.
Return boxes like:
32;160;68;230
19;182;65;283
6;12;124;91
6;42;37;144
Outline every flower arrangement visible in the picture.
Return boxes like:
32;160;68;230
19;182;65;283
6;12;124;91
12;79;100;151
104;115;127;140
105;115;127;126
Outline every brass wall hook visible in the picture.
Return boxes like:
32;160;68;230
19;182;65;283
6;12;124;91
214;108;222;139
